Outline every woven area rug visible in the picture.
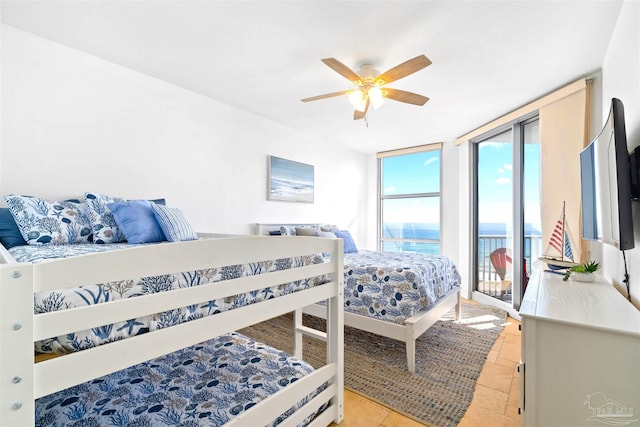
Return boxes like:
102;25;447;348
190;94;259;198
239;302;507;427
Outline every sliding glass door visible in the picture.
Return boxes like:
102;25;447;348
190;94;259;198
472;116;540;312
475;129;514;302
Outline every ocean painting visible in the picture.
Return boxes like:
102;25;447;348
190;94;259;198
268;156;314;203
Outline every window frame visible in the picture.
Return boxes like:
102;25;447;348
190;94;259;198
377;143;443;253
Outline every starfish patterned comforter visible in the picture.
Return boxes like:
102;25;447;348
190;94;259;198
9;242;327;354
341;250;461;324
35;332;326;427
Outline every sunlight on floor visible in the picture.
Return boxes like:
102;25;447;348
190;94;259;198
457;314;502;330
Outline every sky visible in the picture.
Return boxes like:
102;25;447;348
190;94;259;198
382;138;541;231
382;150;440;223
478;140;541;229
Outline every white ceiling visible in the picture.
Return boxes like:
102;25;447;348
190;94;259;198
1;1;623;154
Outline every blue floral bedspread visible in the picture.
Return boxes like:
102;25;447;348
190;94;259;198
342;250;461;324
9;243;327;354
35;332;324;427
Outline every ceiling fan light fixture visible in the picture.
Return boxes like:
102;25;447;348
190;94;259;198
369;86;385;109
348;89;367;112
354;98;368;112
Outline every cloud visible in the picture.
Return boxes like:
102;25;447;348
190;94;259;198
498;163;512;174
385;186;396;194
495;177;511;185
424;157;438;166
479;141;506;150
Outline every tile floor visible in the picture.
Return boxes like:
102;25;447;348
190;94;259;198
333;315;522;427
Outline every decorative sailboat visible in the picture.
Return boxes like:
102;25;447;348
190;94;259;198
539;201;579;270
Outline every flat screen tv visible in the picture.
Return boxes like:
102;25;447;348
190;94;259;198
580;97;634;251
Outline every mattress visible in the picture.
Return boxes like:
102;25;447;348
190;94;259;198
34;332;324;427
342;250;461;324
9;242;327;354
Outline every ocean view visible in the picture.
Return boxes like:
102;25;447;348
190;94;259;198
383;223;542;256
384;222;541;239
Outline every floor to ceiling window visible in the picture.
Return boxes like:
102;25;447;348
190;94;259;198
378;144;441;255
473;116;541;311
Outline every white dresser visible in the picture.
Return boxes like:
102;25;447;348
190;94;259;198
519;270;640;427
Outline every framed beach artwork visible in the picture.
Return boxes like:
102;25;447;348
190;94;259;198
268;155;314;203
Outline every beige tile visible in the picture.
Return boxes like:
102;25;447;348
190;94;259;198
495;357;518;371
458;406;521;427
380;411;426;427
336;390;390;427
497;339;520;371
470;383;509;413
505;404;522;422
477;362;515;393
486;349;499;363
504;332;521;344
491;336;506;351
507;377;520;408
499;340;521;357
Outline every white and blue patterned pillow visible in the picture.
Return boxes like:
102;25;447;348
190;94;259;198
4;195;93;245
84;192;126;244
151;203;198;242
280;226;296;236
317;230;337;238
295;226;321;236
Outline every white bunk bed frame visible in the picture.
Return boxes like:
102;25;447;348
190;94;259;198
0;236;344;426
256;223;461;373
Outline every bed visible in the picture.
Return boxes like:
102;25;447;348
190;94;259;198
0;234;345;426
256;223;461;373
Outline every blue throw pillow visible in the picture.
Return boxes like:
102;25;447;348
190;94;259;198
107;200;166;244
151;203;198;242
0;208;27;249
334;230;358;253
86;193;167;244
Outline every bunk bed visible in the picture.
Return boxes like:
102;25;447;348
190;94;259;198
0;235;344;426
256;223;461;373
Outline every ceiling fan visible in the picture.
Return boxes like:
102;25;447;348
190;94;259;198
301;54;431;120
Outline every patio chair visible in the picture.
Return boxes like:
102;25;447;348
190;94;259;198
490;247;512;281
490;248;530;295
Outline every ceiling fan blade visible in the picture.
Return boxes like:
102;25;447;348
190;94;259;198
377;55;432;85
384;88;430;106
301;90;351;102
353;97;370;120
322;58;362;84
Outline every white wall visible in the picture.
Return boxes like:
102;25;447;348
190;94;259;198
441;141;461;268
456;142;472;299
0;25;369;238
601;0;640;308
